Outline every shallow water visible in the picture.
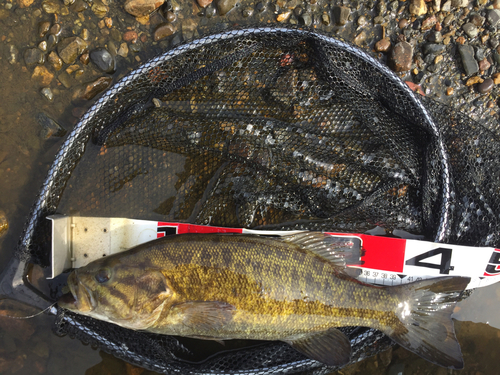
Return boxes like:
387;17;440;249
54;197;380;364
1;2;500;375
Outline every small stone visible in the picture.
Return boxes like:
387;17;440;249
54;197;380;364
58;37;88;65
64;0;75;5
487;9;500;26
38;41;47;52
443;14;454;26
375;37;391;52
490;38;500;49
104;16;112;28
71;0;88;12
47;34;59;50
481;35;489;44
410;0;427;16
19;0;35;7
358;15;367;26
49;23;62;36
470;14;485;27
124;0;164;17
38;21;51;37
24;48;45;66
153;22;176;41
80;52;90;65
435;22;442;31
197;0;212;7
255;2;265;12
476;48;486;61
8;45;18;65
428;31;443;43
205;6;216;18
446;87;454;95
41;0;60;13
479;58;491;71
332;5;350;26
374;16;384;24
48;51;63;70
434;55;443;64
41;87;54;101
321;13;330;25
0;211;8;237
92;1;109;17
462;23;478;38
466;76;483;85
421;15;436;30
123;30;138;43
478;78;494;93
495;0;500;8
451;0;468;7
493;73;500;84
117;42;129;57
277;10;292;22
390;41;413;72
441;0;451;11
456;36;466;44
0;314;35;340
299;12;312;26
399;19;408;28
165;10;176;22
78;76;112;100
353;31;367;46
36;113;66;139
89;48;115;73
458;45;479;75
217;0;238;15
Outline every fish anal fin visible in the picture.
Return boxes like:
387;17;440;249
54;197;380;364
170;301;235;332
283;328;352;367
387;276;470;369
280;232;362;268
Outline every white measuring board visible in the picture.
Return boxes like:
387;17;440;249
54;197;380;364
48;216;500;289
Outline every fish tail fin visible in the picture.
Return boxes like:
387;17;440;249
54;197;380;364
386;276;470;369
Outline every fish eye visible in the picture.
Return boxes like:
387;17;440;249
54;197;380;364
95;268;111;283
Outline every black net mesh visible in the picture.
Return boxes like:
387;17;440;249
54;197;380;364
14;26;500;373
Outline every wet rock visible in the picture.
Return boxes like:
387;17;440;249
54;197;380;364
8;45;18;65
410;0;427;16
428;31;442;43
479;58;491;71
36;112;66;139
38;21;51;37
375;37;391;52
77;76;112;100
478;78;494;94
487;9;500;26
242;7;253;17
493;72;500;84
20;0;35;7
255;2;265;12
0;356;24;373
58;37;88;64
373;16;384;24
423;43;446;55
470;14;485;27
47;51;63;70
92;1;109;17
277;11;292;22
463;23;478;38
117;42;129;57
90;48;115;73
441;0;451;11
165;10;176;22
64;0;75;5
124;0;164;17
0;211;7;238
390;41;413;72
154;22;176;41
399;18;408;28
0;313;35;340
41;87;54;101
49;23;61;36
41;0;60;13
353;31;367;46
38;41;47;52
205;6;217;18
47;34;58;50
71;0;88;12
217;0;238;15
123;30;138;43
197;0;212;7
299;13;312;26
466;76;483;86
321;12;330;25
332;5;350;26
421;15;436;30
32;66;54;86
24;48;45;66
458;45;479;75
451;0;468;7
475;48;486;62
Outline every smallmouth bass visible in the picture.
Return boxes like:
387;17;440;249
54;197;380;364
59;232;469;369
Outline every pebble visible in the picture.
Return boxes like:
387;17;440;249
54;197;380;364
47;34;58;50
255;2;265;12
89;48;115;73
277;11;292;22
123;30;138;43
495;0;500;8
375;37;391;52
441;0;451;11
332;5;350;26
428;31;443;43
466;76;483;85
19;0;34;7
24;48;45;66
478;78;494;93
390;40;413;72
299;13;312;26
479;58;491;71
64;0;75;5
462;23;478;38
38;21;51;37
493;72;500;84
32;66;54;86
321;12;330;25
36;112;66;138
78;76;112;100
48;51;63;70
487;9;500;26
71;0;88;12
41;0;60;13
117;42;129;57
124;0;164;17
153;22;176;41
358;15;367;27
446;87;454;95
197;0;212;7
443;14;454;26
217;0;238;15
421;15;436;30
38;41;47;52
470;14;485;27
409;0;427;16
423;43;446;55
80;52;90;64
49;23;61;36
399;19;408;28
165;10;176;22
0;211;7;238
8;45;18;65
41;87;54;101
458;45;479;75
58;36;88;64
353;30;367;45
451;0;468;7
205;6;217;18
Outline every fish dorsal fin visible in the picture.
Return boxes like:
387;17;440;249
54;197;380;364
280;232;362;268
283;328;352;367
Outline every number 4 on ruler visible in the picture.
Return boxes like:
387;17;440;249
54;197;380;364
405;248;454;274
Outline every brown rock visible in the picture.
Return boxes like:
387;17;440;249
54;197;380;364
446;87;454;95
123;30;138;43
32;66;54;86
104;16;113;28
197;0;212;7
495;0;500;8
124;0;164;17
421;15;436;30
410;0;427;16
390;41;413;72
435;22;442;31
58;36;88;64
493;72;500;84
456;36;465;44
277;11;292;22
478;78;494;94
466;76;483;86
38;21;51;37
399;19;408;28
78;77;112;100
0;314;35;341
153;22;176;41
80;52;90;65
48;51;63;70
353;31;367;46
19;0;35;7
479;58;491;71
375;37;391;52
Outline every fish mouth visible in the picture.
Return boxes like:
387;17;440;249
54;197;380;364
58;271;95;312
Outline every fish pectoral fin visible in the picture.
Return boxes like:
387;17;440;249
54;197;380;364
283;328;351;367
170;301;235;331
280;232;362;268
